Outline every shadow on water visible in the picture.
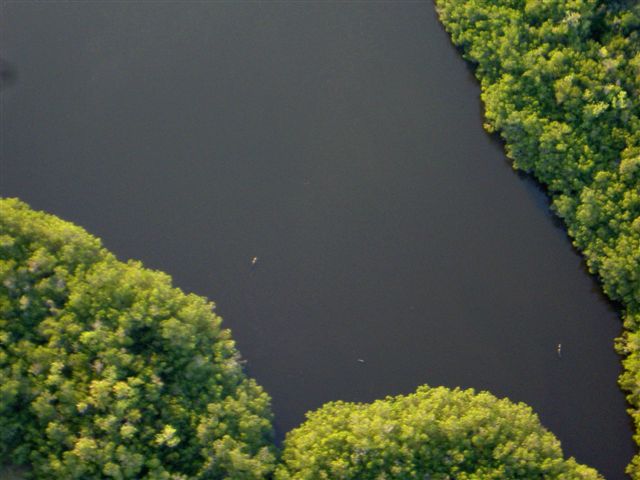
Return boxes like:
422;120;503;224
0;59;18;91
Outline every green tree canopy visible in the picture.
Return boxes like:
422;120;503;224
435;0;640;475
276;385;600;480
0;198;275;479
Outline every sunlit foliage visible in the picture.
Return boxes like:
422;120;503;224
435;0;640;475
0;198;275;479
276;385;600;480
1;199;604;479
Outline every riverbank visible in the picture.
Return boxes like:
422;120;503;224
435;0;640;476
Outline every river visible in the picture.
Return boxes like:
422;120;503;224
0;2;633;478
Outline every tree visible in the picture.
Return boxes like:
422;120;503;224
435;0;640;475
276;385;601;480
0;198;276;479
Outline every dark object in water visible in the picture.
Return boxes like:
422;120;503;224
0;59;18;91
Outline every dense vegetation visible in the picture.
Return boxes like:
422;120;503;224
435;0;640;475
5;2;638;476
0;198;276;479
276;385;600;480
1;199;601;478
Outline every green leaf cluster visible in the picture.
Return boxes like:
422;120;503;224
276;385;600;480
0;198;276;479
435;0;640;475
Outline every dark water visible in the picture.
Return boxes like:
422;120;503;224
1;2;634;478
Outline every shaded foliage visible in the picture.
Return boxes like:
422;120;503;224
0;198;275;479
435;0;640;475
276;385;600;480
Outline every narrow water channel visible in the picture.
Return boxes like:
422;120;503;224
1;2;633;478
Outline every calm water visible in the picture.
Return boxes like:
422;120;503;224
1;2;634;478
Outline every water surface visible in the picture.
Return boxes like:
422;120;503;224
1;2;633;477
